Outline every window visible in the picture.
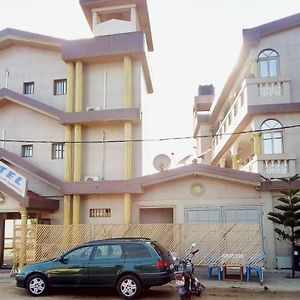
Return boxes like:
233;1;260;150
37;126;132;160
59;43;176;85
21;145;33;157
93;244;123;259
54;79;67;95
63;246;94;262
23;82;34;94
258;49;279;77
123;243;151;258
261;119;283;154
51;143;65;159
90;208;111;218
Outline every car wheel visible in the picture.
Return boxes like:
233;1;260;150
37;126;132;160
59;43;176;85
26;274;48;296
117;274;141;299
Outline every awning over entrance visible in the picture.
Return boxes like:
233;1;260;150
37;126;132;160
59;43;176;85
26;190;59;211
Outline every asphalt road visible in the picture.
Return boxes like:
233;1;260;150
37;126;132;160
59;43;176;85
1;280;299;300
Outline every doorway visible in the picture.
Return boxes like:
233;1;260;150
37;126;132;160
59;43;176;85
0;213;21;269
140;207;174;224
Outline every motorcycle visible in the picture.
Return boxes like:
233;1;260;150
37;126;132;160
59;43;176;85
173;243;205;300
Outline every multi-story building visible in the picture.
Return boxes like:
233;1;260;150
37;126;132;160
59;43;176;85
193;13;300;268
0;0;153;266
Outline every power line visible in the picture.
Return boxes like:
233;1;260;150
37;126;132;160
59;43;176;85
0;123;299;144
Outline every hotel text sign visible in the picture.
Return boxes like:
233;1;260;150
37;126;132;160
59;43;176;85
0;161;27;197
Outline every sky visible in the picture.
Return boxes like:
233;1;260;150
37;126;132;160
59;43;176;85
1;0;300;173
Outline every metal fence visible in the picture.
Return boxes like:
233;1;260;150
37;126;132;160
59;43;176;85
13;223;263;269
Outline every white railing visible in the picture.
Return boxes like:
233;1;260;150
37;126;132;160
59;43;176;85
258;81;283;97
264;159;288;175
212;86;246;151
240;155;296;178
211;76;291;159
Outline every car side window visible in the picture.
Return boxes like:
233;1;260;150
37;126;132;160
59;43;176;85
123;243;151;258
64;246;94;262
93;244;123;260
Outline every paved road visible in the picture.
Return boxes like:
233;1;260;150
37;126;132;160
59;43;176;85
1;280;299;300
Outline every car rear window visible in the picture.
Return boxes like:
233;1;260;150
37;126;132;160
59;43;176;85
150;241;170;258
123;243;151;258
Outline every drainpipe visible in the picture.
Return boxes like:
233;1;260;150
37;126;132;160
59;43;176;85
103;69;107;109
5;69;9;88
2;130;6;148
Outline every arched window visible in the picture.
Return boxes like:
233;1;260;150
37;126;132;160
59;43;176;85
261;119;283;154
258;49;279;77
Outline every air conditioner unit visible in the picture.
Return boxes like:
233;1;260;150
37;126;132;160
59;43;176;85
86;106;100;111
84;176;100;182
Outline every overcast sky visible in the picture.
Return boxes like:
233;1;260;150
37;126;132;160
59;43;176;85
1;0;300;173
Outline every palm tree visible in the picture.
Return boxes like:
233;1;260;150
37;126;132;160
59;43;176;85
268;174;300;278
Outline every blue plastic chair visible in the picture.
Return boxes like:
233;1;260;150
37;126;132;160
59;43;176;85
207;264;223;280
246;252;265;284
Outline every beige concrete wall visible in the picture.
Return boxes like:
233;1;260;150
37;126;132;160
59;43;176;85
133;175;264;223
81;195;124;224
82;123;142;180
40;201;64;225
0;103;65;179
83;60;142;110
0;45;67;111
0;193;21;212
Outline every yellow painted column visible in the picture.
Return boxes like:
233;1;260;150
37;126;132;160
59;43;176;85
67;62;75;112
75;61;83;112
19;210;27;268
73;61;83;225
253;132;262;156
64;62;74;225
250;58;258;77
124;56;132;225
73;125;82;225
64;126;72;226
232;154;239;170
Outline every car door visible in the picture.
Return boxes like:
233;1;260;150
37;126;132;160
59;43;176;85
49;245;94;286
88;243;125;286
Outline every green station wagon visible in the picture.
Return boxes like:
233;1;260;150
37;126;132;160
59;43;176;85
16;237;174;299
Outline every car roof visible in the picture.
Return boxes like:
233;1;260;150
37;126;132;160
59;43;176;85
83;237;152;245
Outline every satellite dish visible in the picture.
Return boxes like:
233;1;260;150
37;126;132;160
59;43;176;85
153;154;171;172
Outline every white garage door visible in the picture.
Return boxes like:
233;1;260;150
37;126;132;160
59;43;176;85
185;207;262;225
185;208;221;224
223;207;262;224
185;206;264;249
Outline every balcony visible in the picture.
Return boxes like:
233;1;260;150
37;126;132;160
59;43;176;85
245;76;291;105
240;153;297;178
211;76;291;161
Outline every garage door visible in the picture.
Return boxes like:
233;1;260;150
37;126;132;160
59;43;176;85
223;207;262;224
185;207;262;225
185;206;264;248
185;208;221;224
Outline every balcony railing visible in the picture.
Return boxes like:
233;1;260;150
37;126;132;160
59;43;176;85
240;154;296;178
211;83;247;156
246;76;290;105
211;76;291;160
258;81;283;97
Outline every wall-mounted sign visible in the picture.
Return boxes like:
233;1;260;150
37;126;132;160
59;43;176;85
0;161;27;197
